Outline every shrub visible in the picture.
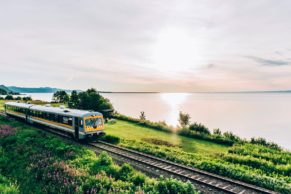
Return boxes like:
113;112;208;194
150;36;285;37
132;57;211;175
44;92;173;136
14;96;22;101
0;125;17;137
155;178;197;194
98;151;113;166
5;95;13;100
189;122;210;134
213;128;222;135
114;113;173;133
250;137;281;150
99;135;120;144
178;128;234;146
118;163;134;181
223;131;241;142
132;173;146;186
140;111;146;120
178;112;191;127
22;96;32;101
0;175;19;194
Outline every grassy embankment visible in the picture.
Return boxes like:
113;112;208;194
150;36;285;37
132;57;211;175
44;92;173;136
104;119;291;193
1;100;290;193
0;115;197;194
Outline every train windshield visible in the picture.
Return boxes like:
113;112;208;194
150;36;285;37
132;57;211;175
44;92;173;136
85;117;103;128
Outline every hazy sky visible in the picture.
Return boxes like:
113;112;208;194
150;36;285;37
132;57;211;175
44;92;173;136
1;0;291;92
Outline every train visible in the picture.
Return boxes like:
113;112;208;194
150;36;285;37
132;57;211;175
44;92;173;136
4;101;105;140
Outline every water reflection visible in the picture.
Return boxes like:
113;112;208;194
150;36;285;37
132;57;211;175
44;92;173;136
160;93;190;126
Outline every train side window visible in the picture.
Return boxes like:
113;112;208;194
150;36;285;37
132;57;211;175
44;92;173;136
54;114;58;122
58;115;62;123
68;117;72;126
79;119;83;127
63;117;69;124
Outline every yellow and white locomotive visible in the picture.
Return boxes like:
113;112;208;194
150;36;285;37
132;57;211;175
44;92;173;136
4;102;105;140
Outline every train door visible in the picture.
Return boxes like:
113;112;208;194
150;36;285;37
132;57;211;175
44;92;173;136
74;117;79;140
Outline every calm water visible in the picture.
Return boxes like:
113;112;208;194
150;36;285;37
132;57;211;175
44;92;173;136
18;92;291;150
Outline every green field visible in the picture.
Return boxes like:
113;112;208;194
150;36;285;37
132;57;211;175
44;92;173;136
104;120;291;193
1;100;290;193
0;115;197;194
0;100;4;111
105;120;229;156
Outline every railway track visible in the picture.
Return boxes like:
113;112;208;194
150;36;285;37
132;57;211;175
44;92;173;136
89;141;276;194
0;112;277;194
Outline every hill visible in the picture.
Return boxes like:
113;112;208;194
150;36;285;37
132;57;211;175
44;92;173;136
6;86;79;93
0;85;16;95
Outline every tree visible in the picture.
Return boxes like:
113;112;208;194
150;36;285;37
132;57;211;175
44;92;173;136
15;96;22;100
189;122;210;134
22;96;32;101
52;91;69;103
5;95;13;100
213;128;222;135
178;111;191;127
68;90;79;108
75;88;114;118
140;111;146;120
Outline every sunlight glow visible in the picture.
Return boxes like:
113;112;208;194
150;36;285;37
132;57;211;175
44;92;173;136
160;93;191;126
150;28;205;76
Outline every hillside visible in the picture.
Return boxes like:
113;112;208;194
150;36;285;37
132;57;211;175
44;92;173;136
5;86;80;93
0;85;15;95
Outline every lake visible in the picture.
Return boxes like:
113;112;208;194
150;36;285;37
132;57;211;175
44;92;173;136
19;92;291;150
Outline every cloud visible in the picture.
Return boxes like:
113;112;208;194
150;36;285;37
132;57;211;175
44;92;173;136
247;56;290;66
1;0;291;91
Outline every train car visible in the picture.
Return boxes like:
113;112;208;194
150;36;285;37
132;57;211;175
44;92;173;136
4;102;105;140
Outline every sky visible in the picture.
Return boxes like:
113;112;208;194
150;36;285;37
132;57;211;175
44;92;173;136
1;0;291;92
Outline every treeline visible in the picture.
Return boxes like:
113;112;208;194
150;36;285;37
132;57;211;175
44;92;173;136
0;95;32;101
114;111;281;150
178;117;281;149
114;113;173;133
53;89;114;118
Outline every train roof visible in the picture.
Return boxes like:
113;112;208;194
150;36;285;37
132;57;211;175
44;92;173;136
5;102;102;117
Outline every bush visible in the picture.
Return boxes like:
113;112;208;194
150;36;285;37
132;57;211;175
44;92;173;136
132;173;146;186
179;112;191;127
250;137;281;150
5;95;13;100
118;163;134;181
213;128;222;135
223;131;241;142
155;178;197;194
22;96;32;101
14;96;22;101
189;122;210;134
178;128;234;146
99;135;120;144
114;113;173;133
0;175;19;194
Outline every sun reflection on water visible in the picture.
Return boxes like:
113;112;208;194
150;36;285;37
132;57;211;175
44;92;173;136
160;93;191;127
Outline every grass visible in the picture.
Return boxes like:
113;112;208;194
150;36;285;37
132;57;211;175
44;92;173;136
104;120;291;193
105;120;229;156
0;116;198;194
0;100;4;111
1;100;290;192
